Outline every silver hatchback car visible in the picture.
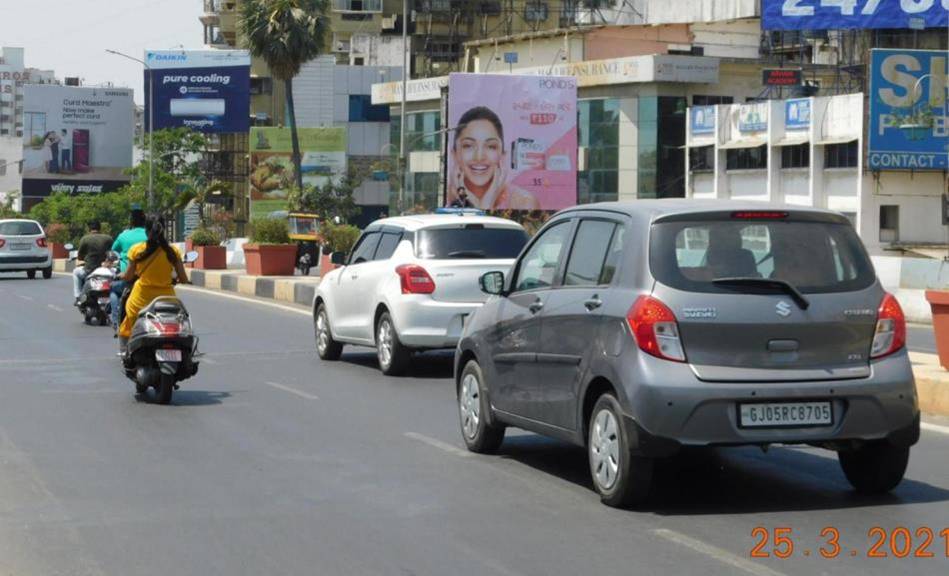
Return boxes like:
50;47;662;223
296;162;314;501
455;200;918;507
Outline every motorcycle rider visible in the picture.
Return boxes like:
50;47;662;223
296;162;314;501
118;217;190;355
72;222;113;307
109;208;148;332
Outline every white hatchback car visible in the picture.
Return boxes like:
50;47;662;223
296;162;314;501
0;219;53;279
314;213;528;375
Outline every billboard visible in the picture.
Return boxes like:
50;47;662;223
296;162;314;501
738;103;768;132
868;49;948;171
20;85;133;205
690;106;716;135
249;127;347;218
785;98;811;130
763;0;948;30
446;73;577;211
145;50;250;133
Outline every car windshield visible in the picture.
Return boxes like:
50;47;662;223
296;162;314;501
416;226;527;259
650;217;875;294
0;221;42;236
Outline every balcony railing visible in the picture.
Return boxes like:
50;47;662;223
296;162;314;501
333;0;382;12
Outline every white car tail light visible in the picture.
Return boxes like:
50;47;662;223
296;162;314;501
870;293;906;359
0;239;5;249
36;237;47;248
626;295;686;362
396;264;436;294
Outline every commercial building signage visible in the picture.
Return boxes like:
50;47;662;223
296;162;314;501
249;127;347;218
763;0;948;30
690;106;716;135
20;85;133;202
738;103;768;132
763;68;802;86
145;49;250;133
785;98;811;130
868;49;948;171
446;73;577;211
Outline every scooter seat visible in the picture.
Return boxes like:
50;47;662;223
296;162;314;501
139;297;185;317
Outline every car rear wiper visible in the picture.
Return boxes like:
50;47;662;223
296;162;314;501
712;277;810;310
447;250;487;259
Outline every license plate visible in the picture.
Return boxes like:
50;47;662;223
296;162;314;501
9;243;30;251
155;349;182;362
98;297;110;305
738;401;832;428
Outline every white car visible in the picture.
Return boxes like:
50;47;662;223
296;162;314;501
314;213;528;375
0;219;53;279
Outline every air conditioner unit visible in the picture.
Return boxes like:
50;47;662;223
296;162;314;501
381;15;397;30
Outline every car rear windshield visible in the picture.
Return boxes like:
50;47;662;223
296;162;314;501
416;226;528;259
0;221;42;236
650;217;875;294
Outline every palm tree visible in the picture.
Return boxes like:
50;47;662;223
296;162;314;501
240;0;329;190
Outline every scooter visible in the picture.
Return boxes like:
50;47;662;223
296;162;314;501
67;246;118;326
122;251;201;404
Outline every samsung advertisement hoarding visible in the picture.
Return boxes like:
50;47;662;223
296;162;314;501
20;85;133;208
763;0;948;30
446;73;578;211
145;50;250;134
868;49;948;171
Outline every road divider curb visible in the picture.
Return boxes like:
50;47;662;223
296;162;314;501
186;268;319;309
910;352;949;417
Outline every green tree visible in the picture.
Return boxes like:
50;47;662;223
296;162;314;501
0;191;20;219
296;168;361;223
240;0;329;190
123;128;208;215
29;190;134;244
174;177;231;228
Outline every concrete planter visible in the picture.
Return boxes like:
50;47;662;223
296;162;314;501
244;244;296;276
925;290;949;369
319;252;337;275
50;243;69;259
193;245;227;270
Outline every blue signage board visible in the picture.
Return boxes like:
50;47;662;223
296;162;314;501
763;0;948;30
145;50;250;134
690;106;716;135
785;98;811;130
504;52;518;64
868;49;948;171
738;103;768;133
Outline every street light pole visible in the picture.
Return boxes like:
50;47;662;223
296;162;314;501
400;0;408;213
105;49;153;210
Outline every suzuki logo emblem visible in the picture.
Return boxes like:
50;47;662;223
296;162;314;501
776;301;792;317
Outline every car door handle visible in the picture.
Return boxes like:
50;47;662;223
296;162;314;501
529;299;544;314
584;296;602;311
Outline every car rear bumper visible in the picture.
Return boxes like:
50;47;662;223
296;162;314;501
391;297;483;348
0;253;52;270
621;351;919;456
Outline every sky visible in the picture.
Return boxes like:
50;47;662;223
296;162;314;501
1;0;205;105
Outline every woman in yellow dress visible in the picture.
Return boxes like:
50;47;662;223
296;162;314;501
118;217;190;353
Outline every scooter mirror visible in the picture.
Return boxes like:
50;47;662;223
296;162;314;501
64;243;74;251
183;251;200;264
68;250;79;260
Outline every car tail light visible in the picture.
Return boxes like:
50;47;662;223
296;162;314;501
36;237;47;248
870;293;906;359
731;211;789;219
0;239;5;248
626;295;686;362
396;264;436;294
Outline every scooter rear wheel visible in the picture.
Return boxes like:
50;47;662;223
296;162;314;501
156;373;174;405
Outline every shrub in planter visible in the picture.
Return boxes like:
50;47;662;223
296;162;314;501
46;223;71;258
187;227;226;270
319;221;361;274
244;217;296;276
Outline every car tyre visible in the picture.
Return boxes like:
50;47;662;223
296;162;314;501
458;360;505;454
588;394;653;508
314;304;343;361
42;266;52;279
376;311;410;376
838;442;909;494
26;270;36;279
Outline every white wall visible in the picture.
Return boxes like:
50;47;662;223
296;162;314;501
472;36;584;73
725;170;767;199
594;0;758;25
691;20;762;60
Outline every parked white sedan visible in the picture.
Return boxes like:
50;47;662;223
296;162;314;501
0;219;53;279
314;213;528;375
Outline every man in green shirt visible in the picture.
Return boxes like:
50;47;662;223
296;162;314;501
109;209;148;330
73;222;113;305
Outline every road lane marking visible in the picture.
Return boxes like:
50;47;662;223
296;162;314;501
176;285;311;317
14;294;33;301
652;529;787;576
921;421;949;436
404;432;472;458
266;381;319;401
47;304;63;312
200;357;219;365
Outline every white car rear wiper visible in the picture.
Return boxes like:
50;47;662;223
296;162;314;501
447;250;487;259
712;277;810;310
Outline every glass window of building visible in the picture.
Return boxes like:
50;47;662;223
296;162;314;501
726;146;767;170
781;144;809;169
689;146;714;172
824;141;858;168
639;97;687;198
578;99;620;204
692;95;733;106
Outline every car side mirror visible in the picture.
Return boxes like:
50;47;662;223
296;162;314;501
480;271;505;296
68;250;78;260
330;251;347;265
64;243;74;250
183;251;200;264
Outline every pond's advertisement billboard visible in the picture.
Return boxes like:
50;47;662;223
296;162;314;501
446;73;577;211
20;84;133;208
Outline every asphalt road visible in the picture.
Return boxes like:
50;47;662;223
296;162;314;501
1;272;948;576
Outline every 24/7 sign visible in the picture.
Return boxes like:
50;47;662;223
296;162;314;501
868;49;948;171
763;0;949;30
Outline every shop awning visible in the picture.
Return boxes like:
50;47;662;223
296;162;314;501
719;139;767;150
773;134;810;146
816;135;858;145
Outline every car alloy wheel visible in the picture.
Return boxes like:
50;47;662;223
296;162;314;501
590;408;621;491
460;373;481;440
316;309;330;355
377;317;393;369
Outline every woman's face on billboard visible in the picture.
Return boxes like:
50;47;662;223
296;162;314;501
456;119;503;190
